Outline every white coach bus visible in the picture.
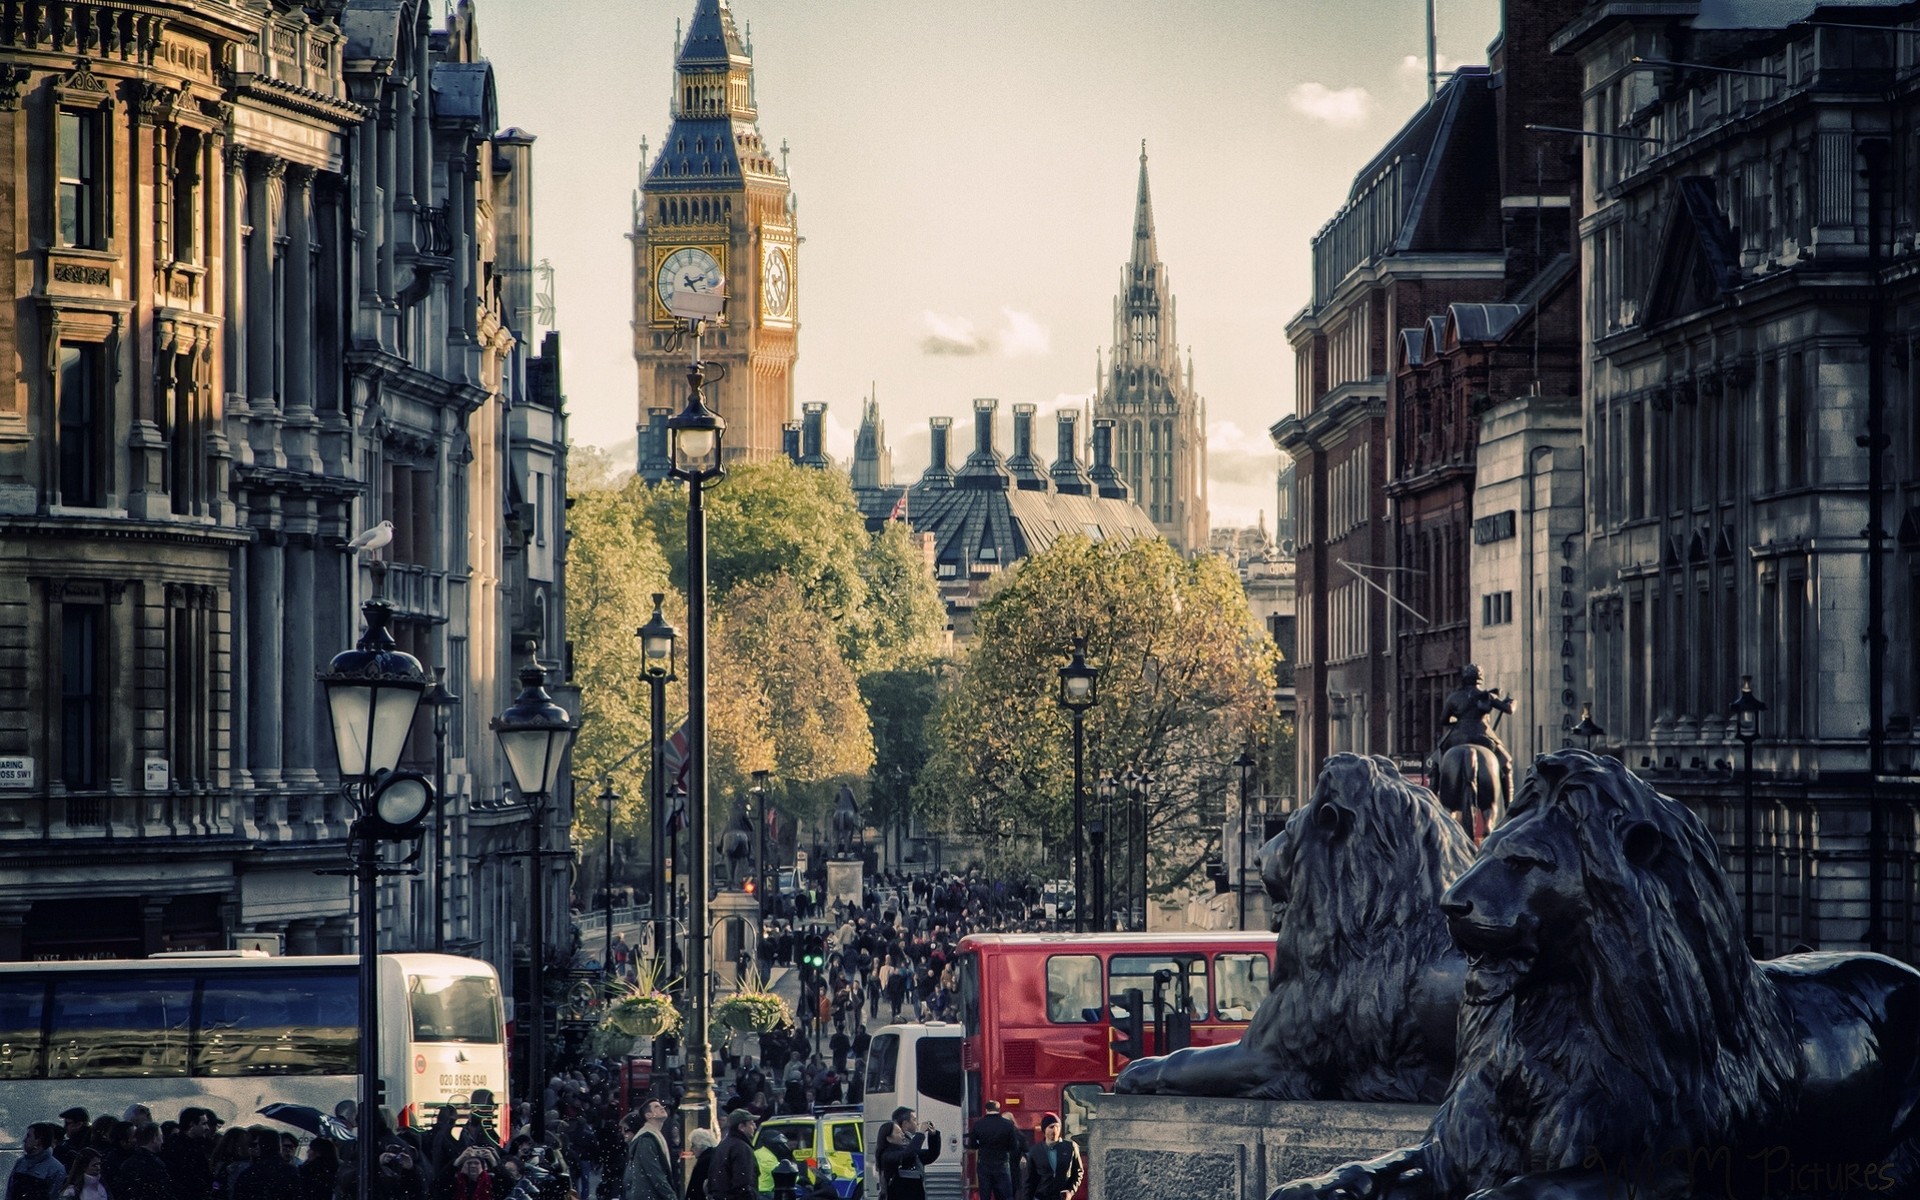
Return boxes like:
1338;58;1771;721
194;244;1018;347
0;951;508;1163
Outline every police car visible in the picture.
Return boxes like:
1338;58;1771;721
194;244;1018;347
760;1105;866;1200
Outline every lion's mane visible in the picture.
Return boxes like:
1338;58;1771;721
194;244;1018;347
1427;750;1800;1191
1255;753;1476;1102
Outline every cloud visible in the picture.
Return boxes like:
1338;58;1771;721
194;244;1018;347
919;311;992;356
997;308;1051;358
917;308;1053;358
1287;82;1373;128
1207;420;1280;487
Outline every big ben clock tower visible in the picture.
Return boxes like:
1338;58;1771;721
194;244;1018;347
633;0;797;465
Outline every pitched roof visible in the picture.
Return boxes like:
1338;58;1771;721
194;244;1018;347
678;0;747;67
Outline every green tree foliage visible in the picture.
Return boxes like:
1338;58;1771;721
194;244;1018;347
917;536;1277;887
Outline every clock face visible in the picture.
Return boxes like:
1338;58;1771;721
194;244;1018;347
656;246;723;315
762;244;791;318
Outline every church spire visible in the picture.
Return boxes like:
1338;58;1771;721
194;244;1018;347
677;0;747;68
1132;140;1158;271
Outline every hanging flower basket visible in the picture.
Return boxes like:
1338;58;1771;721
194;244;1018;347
712;989;792;1037
604;989;682;1040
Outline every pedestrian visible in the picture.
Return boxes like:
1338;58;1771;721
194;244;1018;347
705;1111;758;1200
296;1139;340;1200
53;1111;91;1172
876;1109;940;1200
160;1108;215;1200
54;1151;107;1200
230;1129;296;1200
622;1100;677;1200
105;1125;169;1200
965;1102;1023;1200
1017;1116;1080;1200
684;1129;718;1200
449;1149;496;1200
8;1123;69;1200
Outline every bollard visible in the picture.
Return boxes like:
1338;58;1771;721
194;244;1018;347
772;1158;799;1200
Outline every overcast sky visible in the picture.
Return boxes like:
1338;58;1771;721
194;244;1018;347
482;0;1503;528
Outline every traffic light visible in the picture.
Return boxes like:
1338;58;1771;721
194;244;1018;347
1109;987;1144;1060
802;934;826;970
1204;856;1229;895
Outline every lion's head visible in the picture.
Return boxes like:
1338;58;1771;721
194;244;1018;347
1262;753;1476;979
1427;750;1799;1189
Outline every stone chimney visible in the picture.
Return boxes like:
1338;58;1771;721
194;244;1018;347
781;420;803;463
1089;418;1130;500
956;397;1011;490
918;416;955;490
1051;410;1092;496
800;402;831;469
1006;403;1051;492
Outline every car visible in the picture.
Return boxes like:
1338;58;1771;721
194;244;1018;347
760;1105;866;1200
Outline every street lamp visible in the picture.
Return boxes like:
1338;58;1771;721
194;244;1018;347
601;781;618;974
1091;775;1113;933
751;769;770;906
666;322;727;1142
1125;770;1154;930
638;592;677;965
1731;675;1768;953
1233;750;1258;931
1572;703;1605;753
424;668;459;953
1057;636;1099;932
490;649;579;1145
317;600;433;1200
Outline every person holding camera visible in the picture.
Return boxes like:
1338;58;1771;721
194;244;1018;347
877;1108;941;1200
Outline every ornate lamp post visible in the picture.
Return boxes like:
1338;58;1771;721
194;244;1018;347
751;769;771;905
638;593;677;964
424;668;459;953
1092;774;1115;932
1731;676;1768;952
1124;769;1154;930
317;601;433;1200
1056;636;1099;932
489;650;579;1144
1233;750;1258;931
667;324;727;1141
1572;702;1605;753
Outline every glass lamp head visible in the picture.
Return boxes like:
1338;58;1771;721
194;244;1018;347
318;601;429;780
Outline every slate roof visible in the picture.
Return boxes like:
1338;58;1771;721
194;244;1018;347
678;0;747;66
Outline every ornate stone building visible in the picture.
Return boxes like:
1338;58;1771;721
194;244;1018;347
1095;146;1207;554
632;0;796;466
0;0;571;991
1558;1;1920;960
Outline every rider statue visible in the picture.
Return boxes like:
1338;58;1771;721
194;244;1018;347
1434;664;1515;805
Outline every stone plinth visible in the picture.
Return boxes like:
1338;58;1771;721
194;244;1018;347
1086;1092;1434;1200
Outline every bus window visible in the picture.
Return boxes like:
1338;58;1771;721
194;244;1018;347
1214;953;1269;1022
49;975;192;1078
1107;955;1207;1020
195;970;358;1076
0;978;45;1079
409;974;504;1043
1045;955;1102;1023
957;955;980;1037
916;1037;963;1109
867;1032;899;1094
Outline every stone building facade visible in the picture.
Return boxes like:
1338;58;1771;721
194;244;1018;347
631;0;796;467
1558;1;1920;959
0;0;571;988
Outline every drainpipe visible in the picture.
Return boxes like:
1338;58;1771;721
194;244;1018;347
1860;138;1889;953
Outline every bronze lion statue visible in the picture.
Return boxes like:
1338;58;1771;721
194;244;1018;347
1276;749;1920;1200
1117;753;1473;1102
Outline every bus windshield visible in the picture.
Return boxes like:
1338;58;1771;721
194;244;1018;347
408;974;503;1043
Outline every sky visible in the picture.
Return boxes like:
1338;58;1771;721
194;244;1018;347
482;0;1504;528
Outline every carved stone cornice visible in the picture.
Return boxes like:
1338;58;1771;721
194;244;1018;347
130;80;176;123
0;64;29;111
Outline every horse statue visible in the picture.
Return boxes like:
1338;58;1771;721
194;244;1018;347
720;797;753;887
1434;743;1503;845
830;784;862;858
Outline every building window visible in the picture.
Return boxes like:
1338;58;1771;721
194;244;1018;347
58;109;106;248
58;342;107;508
447;636;468;759
171;130;201;264
1481;592;1514;626
61;604;105;789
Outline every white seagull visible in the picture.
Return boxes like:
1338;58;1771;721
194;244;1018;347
344;520;395;556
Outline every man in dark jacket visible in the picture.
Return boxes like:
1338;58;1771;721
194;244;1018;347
706;1111;758;1200
232;1128;300;1200
966;1102;1024;1200
108;1123;175;1200
162;1108;217;1200
1017;1115;1079;1200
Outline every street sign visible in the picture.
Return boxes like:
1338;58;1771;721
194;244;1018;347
144;758;170;791
0;756;33;788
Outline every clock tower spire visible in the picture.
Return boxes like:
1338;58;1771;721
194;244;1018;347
1095;143;1209;552
632;0;797;466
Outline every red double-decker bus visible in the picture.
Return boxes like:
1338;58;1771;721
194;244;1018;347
953;932;1272;1157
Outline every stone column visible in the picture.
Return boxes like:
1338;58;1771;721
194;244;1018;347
282;526;318;790
356;120;380;307
450;145;472;341
377;99;397;331
282;165;320;473
222;143;251;467
246;526;285;792
246;152;285;469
